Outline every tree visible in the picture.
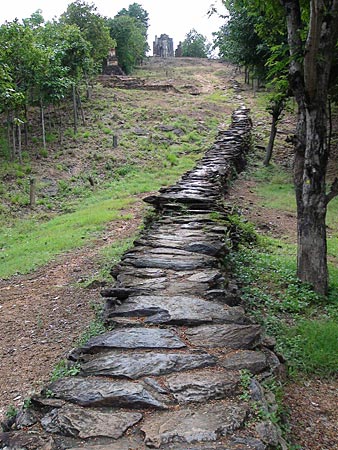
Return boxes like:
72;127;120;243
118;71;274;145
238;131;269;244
263;78;289;166
116;2;149;30
181;29;210;58
280;0;338;295
60;0;114;72
114;3;150;61
108;15;146;74
214;2;270;81
217;0;338;294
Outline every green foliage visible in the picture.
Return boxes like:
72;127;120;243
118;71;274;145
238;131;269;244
214;3;269;79
239;369;252;401
225;213;258;248
76;319;106;346
60;0;115;71
5;405;18;419
181;29;210;58
108;5;149;74
279;320;338;377
23;398;32;409
50;359;80;381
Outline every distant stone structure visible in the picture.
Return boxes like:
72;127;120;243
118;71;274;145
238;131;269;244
103;47;124;75
175;42;183;57
153;34;174;58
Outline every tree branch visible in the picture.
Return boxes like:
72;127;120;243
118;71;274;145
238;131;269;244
326;177;338;205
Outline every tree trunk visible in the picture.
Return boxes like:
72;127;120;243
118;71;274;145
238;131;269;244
17;123;22;164
76;88;85;126
11;119;16;161
280;0;338;295
41;101;46;150
6;110;12;160
73;83;78;134
264;117;277;166
295;105;329;295
24;104;29;147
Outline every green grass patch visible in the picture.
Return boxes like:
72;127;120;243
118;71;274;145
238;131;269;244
279;319;338;377
0;152;200;279
251;164;296;212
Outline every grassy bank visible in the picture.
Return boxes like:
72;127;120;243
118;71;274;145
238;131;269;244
0;153;201;279
228;162;338;378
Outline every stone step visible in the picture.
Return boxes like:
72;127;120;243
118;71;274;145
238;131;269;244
141;401;249;448
41;405;142;440
105;295;247;326
185;324;262;349
79;350;216;379
46;377;168;409
73;327;186;356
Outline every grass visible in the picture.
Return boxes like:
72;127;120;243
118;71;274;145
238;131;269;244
0;153;200;279
279;319;338;377
80;236;135;288
229;226;338;378
229;143;338;379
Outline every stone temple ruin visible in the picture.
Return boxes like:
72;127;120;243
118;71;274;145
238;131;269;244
153;34;174;58
103;47;124;75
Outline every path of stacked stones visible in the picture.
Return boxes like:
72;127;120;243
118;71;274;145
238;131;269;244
1;108;284;450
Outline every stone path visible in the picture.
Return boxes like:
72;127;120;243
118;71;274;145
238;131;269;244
0;108;285;449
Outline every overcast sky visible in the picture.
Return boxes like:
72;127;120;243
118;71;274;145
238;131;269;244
0;0;227;52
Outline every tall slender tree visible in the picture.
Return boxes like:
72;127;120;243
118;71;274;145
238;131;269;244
280;0;338;295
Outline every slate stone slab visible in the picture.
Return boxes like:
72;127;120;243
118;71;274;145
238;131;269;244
47;377;167;409
121;253;217;271
80;351;216;379
164;369;240;403
141;402;248;448
77;328;186;354
185;324;261;349
0;432;55;450
108;296;247;325
41;404;142;439
67;437;144;450
220;350;268;374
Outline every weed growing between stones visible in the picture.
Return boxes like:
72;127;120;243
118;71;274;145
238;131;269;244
50;360;81;382
224;211;258;250
5;406;17;420
239;369;252;401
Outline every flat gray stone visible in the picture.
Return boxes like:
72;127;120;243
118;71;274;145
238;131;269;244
255;421;280;446
121;253;217;271
185;324;261;349
141;402;248;448
165;369;240;403
41;404;142;439
0;432;55;450
48;377;167;409
78;328;186;354
108;296;246;325
67;437;143;450
220;350;268;374
80;351;216;379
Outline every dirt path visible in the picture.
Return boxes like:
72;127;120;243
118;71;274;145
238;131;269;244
0;201;144;422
